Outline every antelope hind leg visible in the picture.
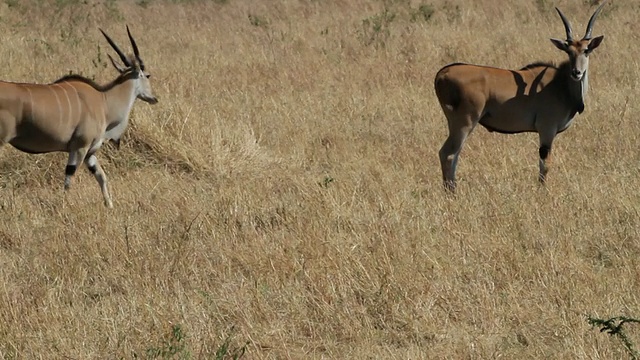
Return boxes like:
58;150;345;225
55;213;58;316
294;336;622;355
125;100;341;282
439;122;475;192
439;136;459;192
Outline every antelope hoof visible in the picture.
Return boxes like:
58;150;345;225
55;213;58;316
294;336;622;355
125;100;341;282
538;174;547;184
443;180;456;193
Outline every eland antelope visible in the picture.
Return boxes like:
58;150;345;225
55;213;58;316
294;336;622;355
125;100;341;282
0;26;157;208
434;3;606;192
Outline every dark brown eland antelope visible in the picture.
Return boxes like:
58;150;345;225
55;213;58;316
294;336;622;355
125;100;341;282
434;3;606;192
0;26;157;208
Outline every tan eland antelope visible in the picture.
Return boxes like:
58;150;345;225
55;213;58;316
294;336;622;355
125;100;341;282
434;3;606;192
0;26;157;208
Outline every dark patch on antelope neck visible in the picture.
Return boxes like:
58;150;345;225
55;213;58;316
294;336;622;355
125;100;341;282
555;61;586;115
53;69;137;92
522;60;584;115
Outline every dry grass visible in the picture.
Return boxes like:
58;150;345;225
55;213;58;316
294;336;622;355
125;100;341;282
0;0;639;358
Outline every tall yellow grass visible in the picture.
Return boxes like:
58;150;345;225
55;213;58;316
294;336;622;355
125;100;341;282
0;0;638;358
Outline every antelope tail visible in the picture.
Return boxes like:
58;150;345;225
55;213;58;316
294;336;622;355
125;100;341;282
434;73;461;112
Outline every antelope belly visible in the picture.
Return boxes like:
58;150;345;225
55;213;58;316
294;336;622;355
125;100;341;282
10;136;67;154
478;112;537;134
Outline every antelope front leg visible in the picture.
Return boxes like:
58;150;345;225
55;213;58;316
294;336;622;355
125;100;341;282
84;154;113;208
538;146;551;183
64;148;89;190
538;133;555;184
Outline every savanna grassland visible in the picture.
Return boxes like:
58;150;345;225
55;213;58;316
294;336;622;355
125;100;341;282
0;0;639;358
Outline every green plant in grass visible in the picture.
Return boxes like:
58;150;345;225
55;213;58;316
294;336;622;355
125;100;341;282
145;324;191;359
215;326;248;360
588;315;640;359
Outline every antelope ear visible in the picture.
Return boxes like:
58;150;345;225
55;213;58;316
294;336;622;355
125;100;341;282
587;35;604;52
550;38;568;51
